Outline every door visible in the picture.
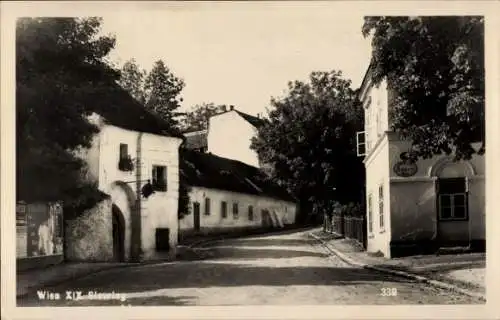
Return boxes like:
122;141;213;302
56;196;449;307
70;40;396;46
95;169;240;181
436;177;470;246
193;202;201;232
112;205;125;262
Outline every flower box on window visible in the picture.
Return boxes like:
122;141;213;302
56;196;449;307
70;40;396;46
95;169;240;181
152;179;167;192
118;155;134;172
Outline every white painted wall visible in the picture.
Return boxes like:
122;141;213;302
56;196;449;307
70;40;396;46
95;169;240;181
363;79;389;155
207;111;261;167
76;114;183;261
364;135;392;257
179;186;297;233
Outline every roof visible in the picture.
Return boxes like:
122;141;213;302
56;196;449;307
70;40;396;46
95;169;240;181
93;85;185;139
235;110;267;128
358;58;375;101
184;130;208;150
180;149;296;202
210;108;267;128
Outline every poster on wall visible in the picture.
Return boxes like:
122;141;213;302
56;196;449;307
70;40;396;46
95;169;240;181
25;202;64;257
16;202;28;258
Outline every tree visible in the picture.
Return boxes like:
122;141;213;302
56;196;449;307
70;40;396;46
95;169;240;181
118;58;147;104
362;16;485;161
182;102;227;132
17;17;116;211
143;60;185;129
251;71;365;220
117;59;185;130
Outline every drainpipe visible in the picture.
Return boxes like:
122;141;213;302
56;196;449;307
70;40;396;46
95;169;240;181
131;132;143;262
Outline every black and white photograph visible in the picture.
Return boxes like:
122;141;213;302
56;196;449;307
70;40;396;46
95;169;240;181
1;1;499;319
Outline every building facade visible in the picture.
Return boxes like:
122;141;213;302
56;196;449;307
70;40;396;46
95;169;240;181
358;66;485;258
66;88;184;262
179;149;297;237
206;106;266;168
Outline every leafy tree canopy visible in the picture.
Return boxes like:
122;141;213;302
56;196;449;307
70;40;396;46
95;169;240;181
17;17;117;208
251;71;365;217
181;102;228;132
118;59;185;129
362;16;484;161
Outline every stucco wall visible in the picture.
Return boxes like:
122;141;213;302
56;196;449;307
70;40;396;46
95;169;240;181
389;181;437;243
387;138;485;252
76;120;183;261
364;135;392;257
65;199;114;261
179;186;297;234
207;111;261;167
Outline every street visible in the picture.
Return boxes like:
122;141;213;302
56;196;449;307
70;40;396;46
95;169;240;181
17;230;482;306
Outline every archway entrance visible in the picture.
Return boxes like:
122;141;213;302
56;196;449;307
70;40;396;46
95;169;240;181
112;204;125;262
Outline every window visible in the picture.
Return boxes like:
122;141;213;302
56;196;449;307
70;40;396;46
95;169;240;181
438;178;468;220
204;198;211;215
233;203;239;219
119;144;128;160
376;107;383;139
356;131;366;157
152;165;167;192
155;228;170;252
221;201;227;218
378;184;385;230
248;205;254;221
118;143;133;171
368;194;373;233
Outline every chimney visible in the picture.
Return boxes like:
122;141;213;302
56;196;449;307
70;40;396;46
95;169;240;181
257;113;261;118
229;105;234;111
221;105;227;112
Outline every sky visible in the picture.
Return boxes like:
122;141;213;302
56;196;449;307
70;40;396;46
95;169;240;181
100;3;372;116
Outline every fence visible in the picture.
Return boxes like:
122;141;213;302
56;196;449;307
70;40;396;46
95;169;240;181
324;213;366;249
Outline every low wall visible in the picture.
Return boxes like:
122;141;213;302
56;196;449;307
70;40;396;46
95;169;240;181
65;199;114;261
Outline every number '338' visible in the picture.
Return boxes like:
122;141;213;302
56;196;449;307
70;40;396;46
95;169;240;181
381;288;398;296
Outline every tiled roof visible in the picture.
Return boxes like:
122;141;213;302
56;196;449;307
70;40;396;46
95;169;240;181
180;149;295;202
93;85;184;139
183;130;208;150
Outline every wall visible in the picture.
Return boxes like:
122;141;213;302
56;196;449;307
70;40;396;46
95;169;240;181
77;120;183;261
16;202;64;270
179;186;297;235
388;138;485;255
65;199;114;261
207;111;261;167
363;79;389;154
364;135;392;257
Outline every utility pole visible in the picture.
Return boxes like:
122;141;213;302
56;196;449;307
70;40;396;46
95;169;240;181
131;132;143;262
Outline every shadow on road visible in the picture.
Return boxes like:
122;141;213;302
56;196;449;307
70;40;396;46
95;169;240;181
210;238;319;248
194;246;329;260
28;262;414;296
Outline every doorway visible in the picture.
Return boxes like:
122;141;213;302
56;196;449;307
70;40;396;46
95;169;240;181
112;204;125;262
193;202;200;232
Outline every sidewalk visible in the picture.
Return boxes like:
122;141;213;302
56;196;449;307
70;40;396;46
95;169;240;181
310;229;486;299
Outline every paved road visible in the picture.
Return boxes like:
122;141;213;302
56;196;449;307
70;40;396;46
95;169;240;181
18;230;482;306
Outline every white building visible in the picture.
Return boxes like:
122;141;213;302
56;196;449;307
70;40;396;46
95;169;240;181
66;87;184;262
357;64;485;258
206;106;266;168
178;149;297;237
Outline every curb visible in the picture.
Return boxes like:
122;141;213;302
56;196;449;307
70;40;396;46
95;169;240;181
308;232;486;301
